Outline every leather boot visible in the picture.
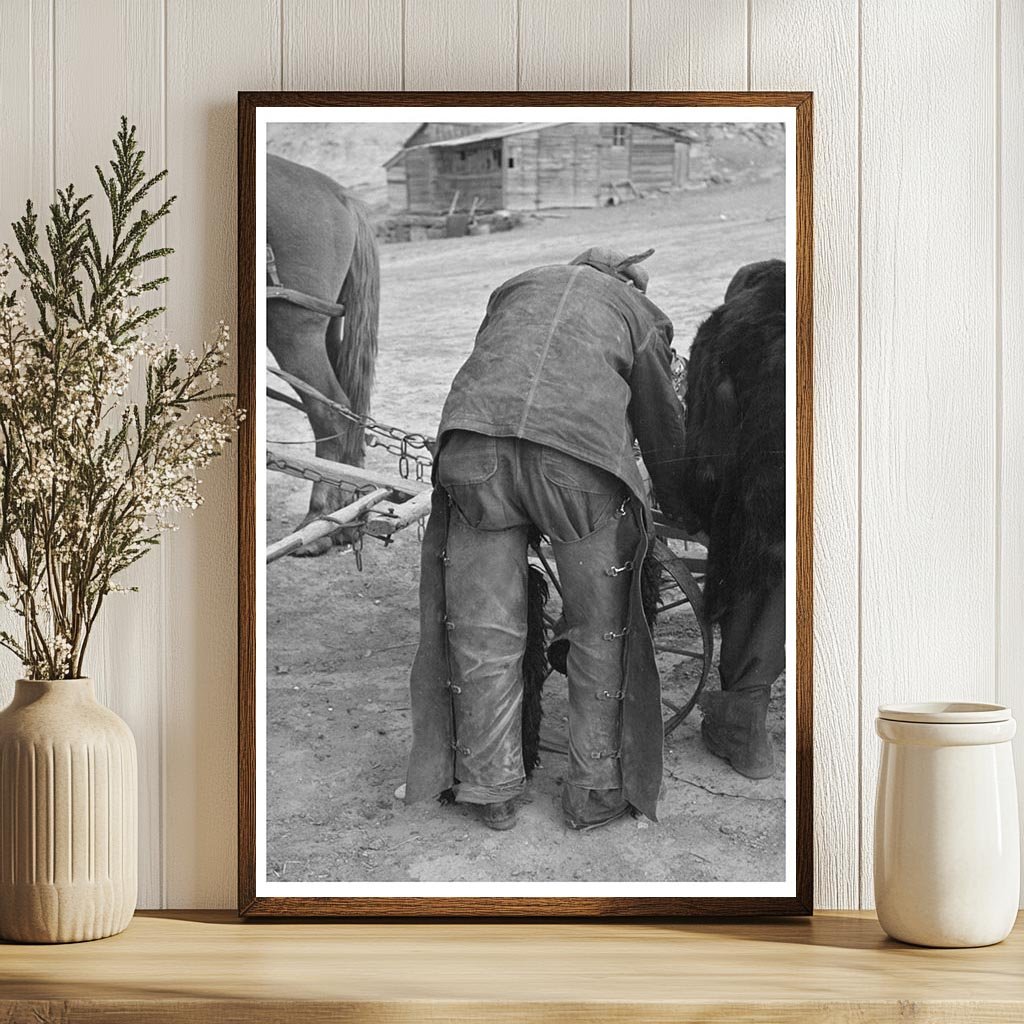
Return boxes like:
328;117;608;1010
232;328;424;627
480;799;518;831
699;687;774;779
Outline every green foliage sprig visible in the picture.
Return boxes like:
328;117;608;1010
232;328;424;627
0;118;240;679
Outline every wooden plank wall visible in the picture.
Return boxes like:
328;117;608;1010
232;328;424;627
628;126;678;192
503;133;541;210
0;0;1016;911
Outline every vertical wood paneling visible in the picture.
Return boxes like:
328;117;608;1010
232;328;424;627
0;0;1016;911
630;0;746;90
283;0;402;90
0;0;53;697
999;0;1024;898
859;0;998;908
52;0;166;909
0;0;52;219
519;0;629;90
750;0;860;911
164;0;280;908
404;0;517;90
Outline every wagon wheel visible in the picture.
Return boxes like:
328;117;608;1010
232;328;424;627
647;537;714;735
531;533;713;755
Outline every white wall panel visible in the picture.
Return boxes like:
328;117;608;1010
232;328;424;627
0;0;1016;909
859;0;998;907
0;1;53;692
53;0;167;909
0;0;51;222
404;0;517;90
163;0;280;908
999;0;1024;897
750;0;860;911
283;0;402;91
631;0;747;91
519;0;629;90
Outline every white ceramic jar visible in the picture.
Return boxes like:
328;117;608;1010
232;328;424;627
874;702;1019;947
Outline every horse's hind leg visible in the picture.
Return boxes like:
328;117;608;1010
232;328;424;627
268;302;363;556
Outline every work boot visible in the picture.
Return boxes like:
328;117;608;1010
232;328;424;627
699;688;774;779
479;799;518;831
562;785;632;831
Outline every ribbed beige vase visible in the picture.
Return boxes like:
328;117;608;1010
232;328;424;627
0;678;137;943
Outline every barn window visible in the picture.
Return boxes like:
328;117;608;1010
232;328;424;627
612;125;627;147
507;156;515;169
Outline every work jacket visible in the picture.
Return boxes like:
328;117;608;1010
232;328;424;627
438;263;695;528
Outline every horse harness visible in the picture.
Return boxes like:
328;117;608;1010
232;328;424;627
266;243;347;319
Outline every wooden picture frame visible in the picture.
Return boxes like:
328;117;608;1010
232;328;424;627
238;91;813;918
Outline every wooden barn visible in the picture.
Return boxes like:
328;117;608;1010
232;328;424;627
384;122;692;213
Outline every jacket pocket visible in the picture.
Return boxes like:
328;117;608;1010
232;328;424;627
437;431;498;486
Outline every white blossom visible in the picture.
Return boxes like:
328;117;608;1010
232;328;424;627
0;243;240;679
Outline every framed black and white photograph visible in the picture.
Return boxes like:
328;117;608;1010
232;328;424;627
237;91;812;917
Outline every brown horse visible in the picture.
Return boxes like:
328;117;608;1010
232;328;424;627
267;154;380;555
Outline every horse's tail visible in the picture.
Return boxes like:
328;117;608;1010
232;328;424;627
328;196;379;435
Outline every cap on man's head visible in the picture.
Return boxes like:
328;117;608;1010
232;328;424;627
569;246;655;293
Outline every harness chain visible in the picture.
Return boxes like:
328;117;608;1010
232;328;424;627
267;381;435;482
363;419;434;483
266;365;434;556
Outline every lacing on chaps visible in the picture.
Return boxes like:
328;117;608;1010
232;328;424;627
437;494;457;807
436;523;649;802
437;522;549;806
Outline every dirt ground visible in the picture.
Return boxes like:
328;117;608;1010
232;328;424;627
266;179;787;884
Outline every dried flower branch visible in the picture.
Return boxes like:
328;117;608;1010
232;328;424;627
0;117;241;679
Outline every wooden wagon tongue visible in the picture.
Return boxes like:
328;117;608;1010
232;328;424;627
266;243;347;319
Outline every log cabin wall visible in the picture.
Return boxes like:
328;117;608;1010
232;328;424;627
503;132;542;210
433;140;506;210
628;125;680;192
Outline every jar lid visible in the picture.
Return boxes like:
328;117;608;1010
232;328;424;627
877;701;1011;724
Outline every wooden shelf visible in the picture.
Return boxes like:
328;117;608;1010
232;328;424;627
2;910;1022;1022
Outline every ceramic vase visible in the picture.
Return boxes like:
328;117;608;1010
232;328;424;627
874;701;1019;947
0;678;137;943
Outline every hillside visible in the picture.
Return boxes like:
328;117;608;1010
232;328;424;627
265;120;786;212
266;122;415;208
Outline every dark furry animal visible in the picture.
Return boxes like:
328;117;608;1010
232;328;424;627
640;555;662;629
723;259;782;303
682;259;786;621
522;564;550;775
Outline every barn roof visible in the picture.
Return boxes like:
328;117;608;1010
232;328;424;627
383;121;696;168
635;122;701;143
383;122;566;167
418;121;698;148
417;122;567;148
401;123;429;147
